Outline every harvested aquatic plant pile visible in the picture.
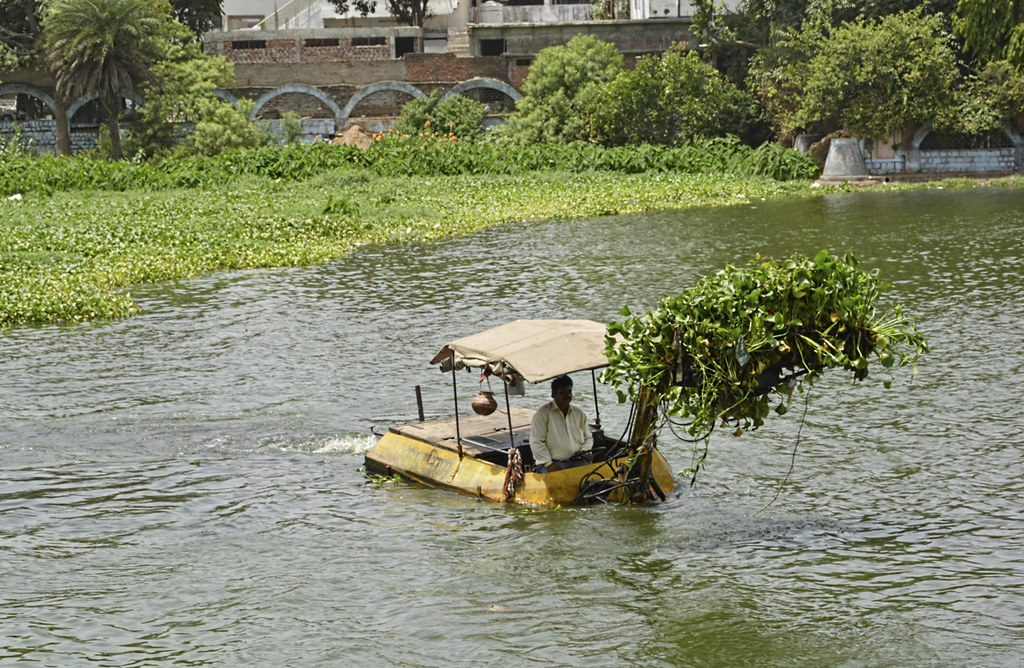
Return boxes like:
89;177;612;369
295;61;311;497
602;250;929;440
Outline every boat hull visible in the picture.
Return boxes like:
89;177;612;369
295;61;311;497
365;428;675;506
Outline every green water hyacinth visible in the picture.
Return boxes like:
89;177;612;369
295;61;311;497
602;250;929;439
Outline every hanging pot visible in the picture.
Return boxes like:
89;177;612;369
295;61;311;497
472;390;497;416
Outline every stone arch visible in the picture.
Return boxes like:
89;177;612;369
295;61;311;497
906;120;1024;173
66;90;146;122
340;80;424;127
0;83;57;118
214;88;239;105
442;77;522;105
911;120;1024;150
251;83;342;124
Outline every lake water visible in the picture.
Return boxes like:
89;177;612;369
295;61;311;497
2;188;1023;666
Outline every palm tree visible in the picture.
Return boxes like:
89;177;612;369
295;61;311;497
40;0;168;159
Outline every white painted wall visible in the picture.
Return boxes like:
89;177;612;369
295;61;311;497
222;0;742;29
631;0;742;20
220;0;458;30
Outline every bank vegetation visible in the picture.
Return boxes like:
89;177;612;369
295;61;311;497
0;137;822;326
3;1;1024;326
3;136;1024;327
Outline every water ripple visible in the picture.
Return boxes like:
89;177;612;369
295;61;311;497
2;189;1024;666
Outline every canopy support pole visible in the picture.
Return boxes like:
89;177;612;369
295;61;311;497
451;365;463;458
504;378;515;448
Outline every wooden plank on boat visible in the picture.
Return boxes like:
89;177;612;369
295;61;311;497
389;405;534;457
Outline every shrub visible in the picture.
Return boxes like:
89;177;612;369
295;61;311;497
504;35;623;144
586;47;768;147
391;92;487;141
281;111;304;145
185;99;272;157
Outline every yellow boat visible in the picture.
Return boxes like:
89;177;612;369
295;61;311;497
364;319;675;505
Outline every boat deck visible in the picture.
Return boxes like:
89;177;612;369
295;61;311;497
389;405;534;459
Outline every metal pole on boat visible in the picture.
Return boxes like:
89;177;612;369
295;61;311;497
591;369;602;429
451;366;463;458
415;385;425;422
503;379;515;449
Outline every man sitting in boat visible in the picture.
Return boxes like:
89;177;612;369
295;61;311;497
530;375;593;473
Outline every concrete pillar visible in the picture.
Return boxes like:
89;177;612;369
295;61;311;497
794;134;823;153
821;137;870;181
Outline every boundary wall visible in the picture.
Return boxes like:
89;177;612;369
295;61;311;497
0;75;522;153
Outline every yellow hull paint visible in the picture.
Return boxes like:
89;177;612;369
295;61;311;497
365;431;675;506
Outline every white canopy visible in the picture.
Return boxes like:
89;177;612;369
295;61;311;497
430;319;612;384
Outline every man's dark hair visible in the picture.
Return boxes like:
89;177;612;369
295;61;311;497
551;375;573;394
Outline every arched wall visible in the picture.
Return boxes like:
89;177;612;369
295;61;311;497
0;83;145;123
442;77;522;104
339;80;425;127
2;78;515;152
66;90;146;122
251;83;342;124
0;83;57;117
0;79;506;125
214;88;239;105
911;121;1024;150
901;121;1024;174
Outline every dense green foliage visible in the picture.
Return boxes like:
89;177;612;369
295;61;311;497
0;159;818;325
602;251;929;442
586;47;769;146
390;92;487;141
691;0;960;87
0;0;41;69
693;0;1023;142
752;8;958;140
954;0;1024;65
0;136;820;197
169;0;223;36
502;35;623;144
125;22;269;158
502;37;769;147
187;99;271;156
938;61;1024;134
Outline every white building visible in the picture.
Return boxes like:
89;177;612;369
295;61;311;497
219;0;743;32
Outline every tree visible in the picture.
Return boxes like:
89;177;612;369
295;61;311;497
936;60;1024;135
586;47;767;146
124;20;264;157
40;0;169;159
757;8;959;141
323;0;378;20
953;0;1024;66
0;0;41;69
187;98;270;155
697;0;959;39
692;0;958;86
0;0;76;153
169;0;223;37
325;0;430;27
383;0;430;27
504;35;623;144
